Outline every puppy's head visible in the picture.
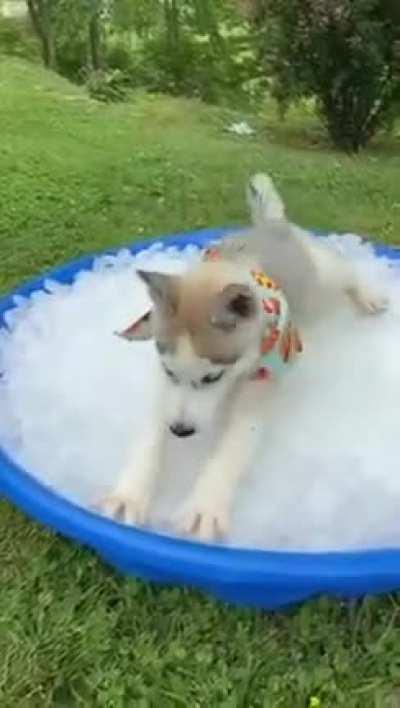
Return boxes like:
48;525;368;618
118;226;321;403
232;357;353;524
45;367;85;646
119;261;263;436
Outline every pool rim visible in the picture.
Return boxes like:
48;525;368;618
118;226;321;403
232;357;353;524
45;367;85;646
1;226;400;609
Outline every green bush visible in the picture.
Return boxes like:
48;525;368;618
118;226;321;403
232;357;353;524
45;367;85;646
260;0;400;151
137;32;200;97
84;67;130;102
55;35;87;81
136;28;263;106
106;37;135;73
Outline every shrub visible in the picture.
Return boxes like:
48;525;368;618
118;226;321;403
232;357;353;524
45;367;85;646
257;0;400;151
106;37;136;74
135;28;263;106
84;68;130;102
55;34;87;81
137;32;200;97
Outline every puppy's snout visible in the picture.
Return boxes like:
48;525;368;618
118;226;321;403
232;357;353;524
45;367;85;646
169;423;196;438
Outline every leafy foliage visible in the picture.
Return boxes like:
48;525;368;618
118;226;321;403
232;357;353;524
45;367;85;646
1;0;396;141
84;66;129;102
110;0;262;106
255;0;400;151
18;0;261;105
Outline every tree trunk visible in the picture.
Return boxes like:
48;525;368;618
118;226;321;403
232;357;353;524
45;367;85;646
88;9;103;71
42;32;56;69
164;0;180;50
26;0;57;70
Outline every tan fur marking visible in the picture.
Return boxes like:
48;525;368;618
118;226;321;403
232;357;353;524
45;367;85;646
153;262;256;362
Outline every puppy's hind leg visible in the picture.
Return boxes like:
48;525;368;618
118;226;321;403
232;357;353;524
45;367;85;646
314;243;389;315
346;282;389;315
246;171;389;316
321;246;389;314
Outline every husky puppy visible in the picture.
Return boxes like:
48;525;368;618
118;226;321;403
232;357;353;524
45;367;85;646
97;174;386;541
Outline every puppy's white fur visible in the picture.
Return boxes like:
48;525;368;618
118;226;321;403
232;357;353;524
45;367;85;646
238;174;387;322
98;174;387;541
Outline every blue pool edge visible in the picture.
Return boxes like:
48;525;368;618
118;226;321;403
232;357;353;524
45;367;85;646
1;226;400;610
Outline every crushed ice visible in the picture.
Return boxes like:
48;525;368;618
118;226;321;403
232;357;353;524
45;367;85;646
1;235;400;551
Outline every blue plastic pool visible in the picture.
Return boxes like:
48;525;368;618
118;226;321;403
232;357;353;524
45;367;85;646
1;227;400;610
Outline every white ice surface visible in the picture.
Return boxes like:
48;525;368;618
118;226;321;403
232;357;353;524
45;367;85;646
1;235;400;551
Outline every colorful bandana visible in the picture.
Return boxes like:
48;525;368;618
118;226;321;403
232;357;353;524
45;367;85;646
204;247;303;382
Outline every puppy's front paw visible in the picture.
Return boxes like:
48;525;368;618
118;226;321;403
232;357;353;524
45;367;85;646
94;491;150;526
174;495;230;542
349;286;389;315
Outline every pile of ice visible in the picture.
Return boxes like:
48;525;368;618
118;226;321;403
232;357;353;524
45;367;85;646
1;234;400;552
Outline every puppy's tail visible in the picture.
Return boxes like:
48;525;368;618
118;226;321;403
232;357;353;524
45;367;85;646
246;173;285;226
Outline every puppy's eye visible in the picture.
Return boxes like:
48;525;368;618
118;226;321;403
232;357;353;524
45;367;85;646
163;364;179;384
156;341;167;355
201;371;224;385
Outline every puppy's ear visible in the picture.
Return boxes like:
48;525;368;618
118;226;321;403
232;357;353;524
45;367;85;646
210;283;256;331
117;310;153;341
137;270;180;315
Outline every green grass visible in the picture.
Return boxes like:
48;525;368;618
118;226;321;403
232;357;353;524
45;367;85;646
1;57;400;706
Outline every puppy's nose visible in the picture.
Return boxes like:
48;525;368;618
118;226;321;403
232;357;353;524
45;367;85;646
169;423;196;438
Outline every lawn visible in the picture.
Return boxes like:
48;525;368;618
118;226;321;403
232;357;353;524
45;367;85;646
1;57;400;706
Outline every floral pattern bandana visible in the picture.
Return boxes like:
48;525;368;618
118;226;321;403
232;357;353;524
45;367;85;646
204;247;303;382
